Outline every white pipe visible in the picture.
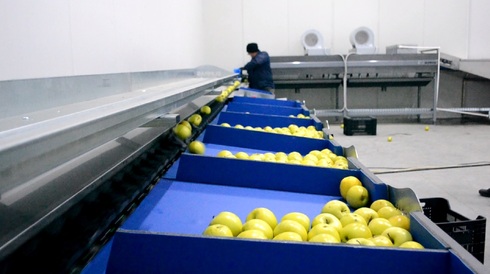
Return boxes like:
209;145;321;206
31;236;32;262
437;107;490;118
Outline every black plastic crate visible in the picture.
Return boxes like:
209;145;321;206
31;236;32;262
343;116;377;136
420;197;486;263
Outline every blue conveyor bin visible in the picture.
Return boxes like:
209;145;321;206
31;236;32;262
226;101;310;117
214;111;323;130
102;160;474;274
82;97;484;274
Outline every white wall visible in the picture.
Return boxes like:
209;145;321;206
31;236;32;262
1;0;490;81
205;0;490;71
468;0;490;59
0;0;205;81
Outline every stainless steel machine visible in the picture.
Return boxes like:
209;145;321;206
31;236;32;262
0;66;237;272
270;51;441;121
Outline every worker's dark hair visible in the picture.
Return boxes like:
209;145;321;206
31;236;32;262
246;43;259;53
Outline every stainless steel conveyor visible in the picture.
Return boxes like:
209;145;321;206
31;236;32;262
0;66;237;268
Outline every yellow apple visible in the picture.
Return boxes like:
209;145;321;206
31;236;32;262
275;152;288;161
246;207;278;229
303;154;318;164
217;150;233;158
377;206;402;220
188;141;205;155
200;105;212;115
209;211;243;237
334;162;349;170
188;114;202;127
399;241;424;249
288;151;303;162
334;156;348;165
321;200;350;220
215;94;226;102
340;213;368;227
308;233;340;244
273;232;303;242
368;218;393;236
237;229;267;240
321;148;332;155
301;159;317;166
281;212;311;232
311;213;343;233
203;224;233;237
346;238;376;246
389;214;410;230
339;176;362;199
220;122;231;127
381;227;412;246
174;124;192;140
340;223;372;242
179;120;192;130
234;124;244;129
242;219;273;239
234;152;249;160
345;185;369;209
316;159;333;168
308;223;341;241
249;154;264;161
287;159;302;165
370;235;394;247
353;207;379;224
263;152;276;162
274;220;307;241
370;199;395;212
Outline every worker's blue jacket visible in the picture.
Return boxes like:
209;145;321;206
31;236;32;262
243;51;274;90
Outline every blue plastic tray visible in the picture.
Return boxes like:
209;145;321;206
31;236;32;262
103;178;471;274
216;111;323;130
232;96;302;107
174;153;385;200
201;125;342;156
106;229;471;274
226;102;310;116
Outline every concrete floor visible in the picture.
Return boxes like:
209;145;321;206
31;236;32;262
325;119;490;268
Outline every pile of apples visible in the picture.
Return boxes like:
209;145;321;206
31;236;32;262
202;176;424;249
216;148;349;169
220;123;324;140
289;113;311;119
215;81;240;103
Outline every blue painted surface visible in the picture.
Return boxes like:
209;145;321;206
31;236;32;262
107;227;451;274
121;179;338;234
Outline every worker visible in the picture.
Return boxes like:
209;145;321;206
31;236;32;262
479;188;490;197
242;43;275;93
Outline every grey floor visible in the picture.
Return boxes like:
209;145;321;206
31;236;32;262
324;120;490;268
